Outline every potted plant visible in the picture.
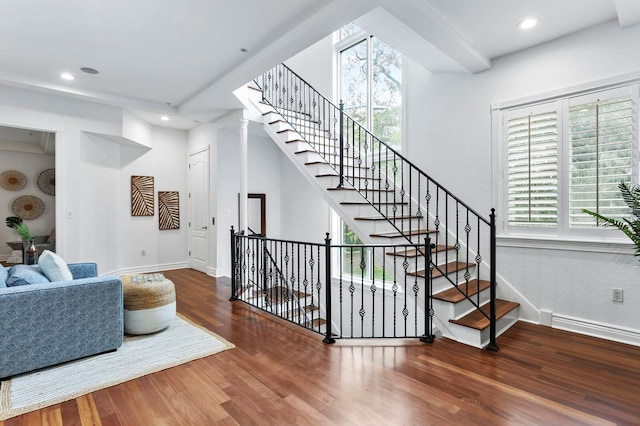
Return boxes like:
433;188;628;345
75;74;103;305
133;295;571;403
583;181;640;257
6;216;31;241
5;216;33;263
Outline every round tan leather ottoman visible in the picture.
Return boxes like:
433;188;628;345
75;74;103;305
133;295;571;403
122;275;176;335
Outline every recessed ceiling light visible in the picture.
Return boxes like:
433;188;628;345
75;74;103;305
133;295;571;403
519;18;538;30
160;116;169;121
80;67;99;75
60;73;74;81
240;48;248;53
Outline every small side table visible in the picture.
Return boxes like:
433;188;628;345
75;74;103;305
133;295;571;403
121;274;176;335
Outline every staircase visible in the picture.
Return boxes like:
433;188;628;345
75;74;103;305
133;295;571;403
234;64;519;349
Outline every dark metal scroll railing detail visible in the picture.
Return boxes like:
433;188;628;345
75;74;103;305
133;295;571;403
255;63;498;349
231;229;435;342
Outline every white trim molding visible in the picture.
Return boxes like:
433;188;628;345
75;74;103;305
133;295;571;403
552;313;640;347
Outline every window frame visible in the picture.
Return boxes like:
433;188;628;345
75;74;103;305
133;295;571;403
493;81;640;244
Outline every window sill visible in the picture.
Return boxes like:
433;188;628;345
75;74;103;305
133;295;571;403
497;234;634;254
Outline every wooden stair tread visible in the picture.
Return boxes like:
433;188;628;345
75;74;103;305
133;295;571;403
407;261;473;278
355;215;422;221
307;318;326;327
261;286;310;302
341;201;409;206
433;280;491;303
261;106;311;118
316;173;382;181
327;187;395;193
385;246;452;257
449;299;520;330
295;148;348;155
370;229;435;238
305;161;369;169
285;304;319;319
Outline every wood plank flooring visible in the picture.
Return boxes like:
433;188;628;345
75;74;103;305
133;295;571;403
2;268;639;425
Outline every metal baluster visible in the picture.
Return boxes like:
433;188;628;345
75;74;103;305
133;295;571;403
420;236;435;343
323;233;335;343
488;209;499;351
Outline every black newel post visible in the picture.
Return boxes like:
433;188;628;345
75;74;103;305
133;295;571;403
420;236;435;343
338;100;345;188
323;233;336;344
487;209;499;351
229;227;238;301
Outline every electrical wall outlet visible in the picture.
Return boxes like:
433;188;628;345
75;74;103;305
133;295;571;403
612;288;623;303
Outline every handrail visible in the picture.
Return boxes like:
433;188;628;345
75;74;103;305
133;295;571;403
255;63;498;349
231;230;434;342
258;63;490;223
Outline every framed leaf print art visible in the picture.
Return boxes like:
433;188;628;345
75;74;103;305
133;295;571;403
131;176;154;216
158;191;180;230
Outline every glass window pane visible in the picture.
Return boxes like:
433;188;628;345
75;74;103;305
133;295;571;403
341;40;368;127
569;96;632;228
372;38;402;149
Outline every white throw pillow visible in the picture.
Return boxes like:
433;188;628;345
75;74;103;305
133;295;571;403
38;250;73;282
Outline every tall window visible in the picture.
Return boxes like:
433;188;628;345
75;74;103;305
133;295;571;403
502;85;638;237
338;25;403;150
335;24;403;275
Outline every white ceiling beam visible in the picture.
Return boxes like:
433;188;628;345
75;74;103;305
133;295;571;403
615;0;640;28
355;7;467;73
380;0;490;73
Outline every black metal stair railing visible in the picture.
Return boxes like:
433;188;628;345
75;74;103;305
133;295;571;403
230;228;435;343
256;63;498;350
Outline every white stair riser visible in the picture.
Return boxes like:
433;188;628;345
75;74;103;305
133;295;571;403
433;288;491;320
436;305;520;349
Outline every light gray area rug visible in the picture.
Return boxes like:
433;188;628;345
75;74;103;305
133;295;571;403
0;315;234;420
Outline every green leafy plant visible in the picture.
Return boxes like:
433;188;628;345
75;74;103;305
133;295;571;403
582;182;640;257
5;216;31;241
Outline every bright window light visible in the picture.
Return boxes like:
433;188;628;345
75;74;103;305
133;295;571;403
160;116;169;121
60;73;74;81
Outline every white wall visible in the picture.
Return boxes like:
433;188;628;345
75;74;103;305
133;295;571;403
0;85;189;275
0;150;55;257
405;20;640;343
285;35;334;97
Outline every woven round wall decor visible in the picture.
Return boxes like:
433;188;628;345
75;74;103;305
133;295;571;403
37;168;55;196
11;195;45;220
0;170;27;191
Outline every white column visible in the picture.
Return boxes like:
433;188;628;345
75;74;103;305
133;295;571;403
239;118;249;233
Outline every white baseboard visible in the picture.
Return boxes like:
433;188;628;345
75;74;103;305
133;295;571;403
552;313;640;347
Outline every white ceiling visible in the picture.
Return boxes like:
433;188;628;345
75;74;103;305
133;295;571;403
0;0;638;134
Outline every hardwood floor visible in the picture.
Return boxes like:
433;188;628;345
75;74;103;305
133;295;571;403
2;268;639;425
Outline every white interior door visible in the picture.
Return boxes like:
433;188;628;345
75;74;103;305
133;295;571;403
188;149;209;273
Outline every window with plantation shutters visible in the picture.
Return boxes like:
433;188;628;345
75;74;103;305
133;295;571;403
498;83;638;239
568;95;633;228
507;110;558;226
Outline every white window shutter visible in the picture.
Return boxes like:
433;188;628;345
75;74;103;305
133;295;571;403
507;109;558;226
568;94;633;227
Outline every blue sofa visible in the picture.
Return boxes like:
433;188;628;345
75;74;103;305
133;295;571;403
0;263;123;379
